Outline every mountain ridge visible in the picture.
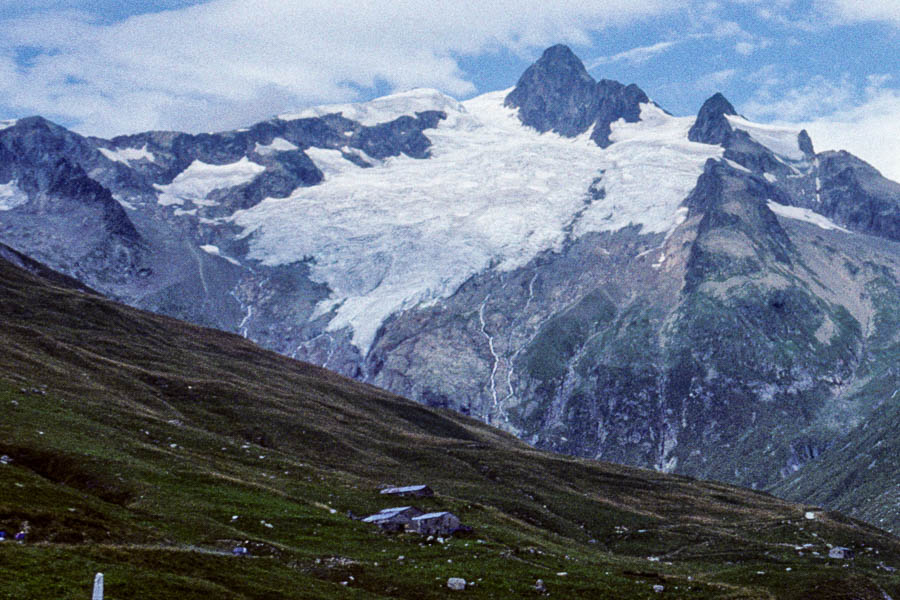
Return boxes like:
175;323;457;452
1;44;899;534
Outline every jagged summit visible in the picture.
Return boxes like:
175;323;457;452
798;129;815;155
504;44;650;147
504;44;601;138
688;92;738;144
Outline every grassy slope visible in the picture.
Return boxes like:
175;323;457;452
1;256;899;599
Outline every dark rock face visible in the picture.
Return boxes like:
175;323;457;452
814;151;900;241
0;242;98;294
798;129;815;156
45;159;141;241
504;44;649;147
590;81;650;147
722;130;791;174
504;44;602;138
0;119;147;289
688;93;737;144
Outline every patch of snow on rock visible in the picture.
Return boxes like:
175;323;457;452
234;92;720;352
99;145;155;165
767;201;849;232
114;196;137;210
254;138;298;156
726;115;806;161
305;147;365;179
156;158;266;207
725;158;752;173
0;181;28;211
200;244;241;266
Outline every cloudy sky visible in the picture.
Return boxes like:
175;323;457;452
1;0;898;179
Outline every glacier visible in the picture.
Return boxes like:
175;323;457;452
232;89;722;351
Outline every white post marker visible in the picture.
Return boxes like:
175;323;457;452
92;573;104;600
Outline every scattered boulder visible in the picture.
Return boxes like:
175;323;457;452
534;579;547;593
447;577;466;591
653;584;665;593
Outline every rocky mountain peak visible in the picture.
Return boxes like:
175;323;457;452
504;44;650;147
798;129;815;156
504;44;600;138
688;92;738;144
531;44;595;81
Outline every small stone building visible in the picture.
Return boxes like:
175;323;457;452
380;485;434;498
411;511;461;536
362;506;423;532
829;546;854;560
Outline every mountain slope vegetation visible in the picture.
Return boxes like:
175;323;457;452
1;255;899;599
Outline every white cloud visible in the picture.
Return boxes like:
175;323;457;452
588;40;678;67
744;74;900;182
0;0;679;136
734;38;772;54
698;16;773;55
799;89;900;182
742;74;856;121
694;68;738;93
818;0;900;26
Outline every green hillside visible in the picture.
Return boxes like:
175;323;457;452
1;255;899;599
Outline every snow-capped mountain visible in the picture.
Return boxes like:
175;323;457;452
2;44;899;531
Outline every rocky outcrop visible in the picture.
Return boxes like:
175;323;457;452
504;44;650;147
815;151;900;241
688;93;737;144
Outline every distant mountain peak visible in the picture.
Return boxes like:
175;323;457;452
798;129;815;156
689;92;738;144
504;44;649;146
531;44;595;82
503;44;600;138
703;92;738;116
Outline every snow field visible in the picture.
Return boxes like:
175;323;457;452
767;201;849;232
99;145;156;165
156;158;266;207
0;181;28;211
233;90;721;351
726;115;806;161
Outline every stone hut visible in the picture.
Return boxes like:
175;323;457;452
380;485;434;498
411;511;461;536
362;506;423;532
829;546;854;560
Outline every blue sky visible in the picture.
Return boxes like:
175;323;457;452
0;0;898;178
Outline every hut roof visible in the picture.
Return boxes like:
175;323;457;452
380;485;431;494
413;511;453;520
362;506;418;523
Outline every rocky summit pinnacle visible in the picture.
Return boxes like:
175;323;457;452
504;44;649;147
688;92;738;144
504;44;600;138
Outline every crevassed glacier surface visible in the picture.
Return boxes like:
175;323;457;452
233;90;723;351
